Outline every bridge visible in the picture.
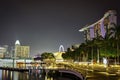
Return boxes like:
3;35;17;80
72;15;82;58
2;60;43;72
0;62;85;80
1;61;120;80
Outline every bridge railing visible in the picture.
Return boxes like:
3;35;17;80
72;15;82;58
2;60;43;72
47;62;87;78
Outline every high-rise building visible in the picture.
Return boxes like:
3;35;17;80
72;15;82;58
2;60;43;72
79;10;117;41
15;40;30;58
0;47;6;58
0;45;9;58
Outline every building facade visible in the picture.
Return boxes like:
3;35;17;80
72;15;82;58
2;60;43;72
0;45;9;58
15;40;30;58
0;47;6;58
79;10;117;41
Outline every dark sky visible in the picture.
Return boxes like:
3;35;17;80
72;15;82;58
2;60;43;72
0;0;120;56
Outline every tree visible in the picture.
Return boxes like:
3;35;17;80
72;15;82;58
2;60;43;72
92;36;103;63
110;24;120;64
78;43;88;62
99;23;119;64
62;48;74;61
41;52;55;59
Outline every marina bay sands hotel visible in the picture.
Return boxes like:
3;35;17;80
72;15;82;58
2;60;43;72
79;10;117;41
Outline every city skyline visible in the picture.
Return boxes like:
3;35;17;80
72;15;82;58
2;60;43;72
0;0;120;56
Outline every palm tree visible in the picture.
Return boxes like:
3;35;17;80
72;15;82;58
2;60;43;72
86;38;102;64
79;43;88;62
99;23;120;64
110;23;120;64
93;36;104;63
86;40;95;63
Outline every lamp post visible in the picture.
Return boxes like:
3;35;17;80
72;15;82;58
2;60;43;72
24;57;26;69
103;57;107;67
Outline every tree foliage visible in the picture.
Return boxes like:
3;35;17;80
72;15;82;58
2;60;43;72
62;24;120;63
41;52;55;59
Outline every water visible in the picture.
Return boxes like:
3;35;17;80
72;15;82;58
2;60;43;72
0;69;46;80
0;69;80;80
0;70;29;80
1;69;120;80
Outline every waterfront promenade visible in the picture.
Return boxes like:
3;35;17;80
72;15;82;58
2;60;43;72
63;62;120;80
0;66;28;72
1;60;120;80
52;62;120;80
0;65;84;80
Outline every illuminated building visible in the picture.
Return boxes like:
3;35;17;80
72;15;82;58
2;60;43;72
15;40;30;58
79;10;117;41
0;45;9;58
0;47;6;58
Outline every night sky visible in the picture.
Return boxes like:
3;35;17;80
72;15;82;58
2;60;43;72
0;0;120;56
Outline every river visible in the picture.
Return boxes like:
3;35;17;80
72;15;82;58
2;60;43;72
0;69;82;80
1;69;120;80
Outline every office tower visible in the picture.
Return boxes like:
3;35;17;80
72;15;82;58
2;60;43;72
15;40;30;58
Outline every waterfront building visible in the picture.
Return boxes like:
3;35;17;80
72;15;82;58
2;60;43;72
79;10;117;41
0;45;9;58
4;45;12;58
15;40;30;58
0;47;6;58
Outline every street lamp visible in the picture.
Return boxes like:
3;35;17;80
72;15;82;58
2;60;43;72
103;57;107;67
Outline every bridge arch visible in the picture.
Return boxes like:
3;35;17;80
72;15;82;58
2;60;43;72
59;69;84;80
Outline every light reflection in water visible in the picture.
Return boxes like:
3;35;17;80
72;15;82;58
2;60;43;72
0;70;46;80
0;70;2;79
0;69;79;80
1;69;120;80
0;70;28;80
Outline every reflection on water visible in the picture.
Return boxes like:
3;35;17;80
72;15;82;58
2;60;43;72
1;69;120;80
0;70;75;80
0;70;46;80
0;70;24;80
